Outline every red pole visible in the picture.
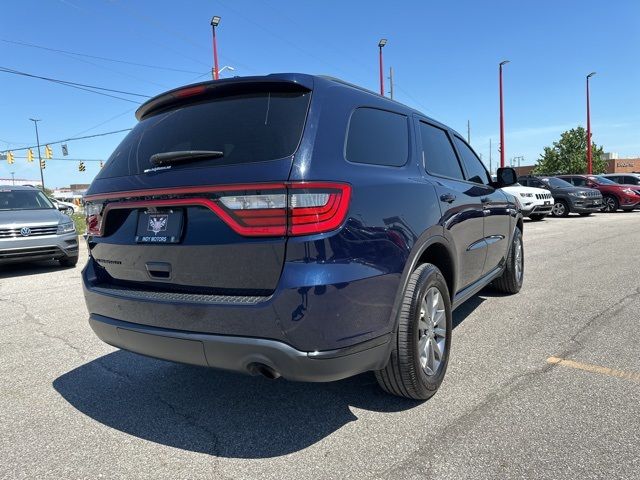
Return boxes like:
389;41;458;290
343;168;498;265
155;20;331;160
586;75;592;174
379;46;384;96
499;61;508;168
212;25;219;80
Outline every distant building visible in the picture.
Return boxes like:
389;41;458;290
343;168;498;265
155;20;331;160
510;154;640;177
605;157;640;173
0;178;42;187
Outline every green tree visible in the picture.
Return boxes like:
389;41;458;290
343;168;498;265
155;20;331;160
532;126;606;175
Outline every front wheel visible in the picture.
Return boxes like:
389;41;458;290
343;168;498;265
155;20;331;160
601;195;619;213
492;227;524;294
375;263;452;400
551;200;570;217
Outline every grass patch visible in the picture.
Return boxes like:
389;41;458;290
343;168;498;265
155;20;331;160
71;213;86;235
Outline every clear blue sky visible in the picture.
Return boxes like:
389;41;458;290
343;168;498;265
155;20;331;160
1;0;639;188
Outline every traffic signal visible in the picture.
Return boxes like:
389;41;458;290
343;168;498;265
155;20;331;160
7;151;14;164
78;161;86;172
99;161;104;168
27;149;34;162
44;145;53;159
40;160;46;169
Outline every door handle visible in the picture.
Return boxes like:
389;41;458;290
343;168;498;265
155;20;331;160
439;193;456;203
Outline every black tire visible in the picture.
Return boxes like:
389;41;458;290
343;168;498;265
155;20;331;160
59;255;79;267
375;263;452;400
601;195;619;213
492;227;523;294
529;214;546;221
622;208;635;212
551;200;570;217
579;213;592;217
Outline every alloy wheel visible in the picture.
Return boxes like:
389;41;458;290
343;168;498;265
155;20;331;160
602;197;617;212
514;235;523;284
552;202;565;216
418;286;446;376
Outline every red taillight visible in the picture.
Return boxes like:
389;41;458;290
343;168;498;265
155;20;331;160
218;182;351;236
288;183;351;236
85;202;104;236
85;182;351;238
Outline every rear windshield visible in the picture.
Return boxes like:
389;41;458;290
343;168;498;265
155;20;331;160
97;90;311;179
0;189;54;210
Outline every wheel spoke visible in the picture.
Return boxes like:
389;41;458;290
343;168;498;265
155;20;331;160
426;337;435;374
431;336;442;359
434;327;446;338
433;309;446;328
418;336;428;369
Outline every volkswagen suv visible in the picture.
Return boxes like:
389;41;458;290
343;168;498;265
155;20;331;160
82;74;524;400
0;185;78;266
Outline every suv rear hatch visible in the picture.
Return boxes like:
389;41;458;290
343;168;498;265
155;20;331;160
85;78;319;296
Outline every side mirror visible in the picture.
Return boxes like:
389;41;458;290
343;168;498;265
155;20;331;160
496;167;517;187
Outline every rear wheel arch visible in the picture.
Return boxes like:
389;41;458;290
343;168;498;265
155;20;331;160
388;236;457;334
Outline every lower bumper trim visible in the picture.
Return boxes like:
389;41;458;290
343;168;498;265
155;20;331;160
89;314;392;382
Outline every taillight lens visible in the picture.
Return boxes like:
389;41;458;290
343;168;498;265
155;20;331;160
85;182;351;238
218;182;351;236
85;202;104;236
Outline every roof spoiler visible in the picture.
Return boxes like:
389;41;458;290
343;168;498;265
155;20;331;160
135;74;314;120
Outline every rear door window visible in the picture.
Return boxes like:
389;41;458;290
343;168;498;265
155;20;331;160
97;89;311;179
419;121;464;180
452;136;491;185
345;108;408;166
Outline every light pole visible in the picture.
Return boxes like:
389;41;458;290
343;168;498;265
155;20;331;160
29;118;45;190
499;60;510;168
218;65;235;77
586;72;596;174
378;39;387;96
211;16;221;80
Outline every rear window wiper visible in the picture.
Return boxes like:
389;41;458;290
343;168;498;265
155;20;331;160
149;150;224;166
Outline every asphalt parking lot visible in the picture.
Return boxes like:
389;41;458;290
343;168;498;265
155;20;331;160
1;212;639;480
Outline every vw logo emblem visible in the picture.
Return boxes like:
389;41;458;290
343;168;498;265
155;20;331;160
20;227;31;237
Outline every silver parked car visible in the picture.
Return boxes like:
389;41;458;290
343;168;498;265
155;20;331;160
0;185;78;266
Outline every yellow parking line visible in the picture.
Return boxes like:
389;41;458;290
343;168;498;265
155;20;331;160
547;356;640;384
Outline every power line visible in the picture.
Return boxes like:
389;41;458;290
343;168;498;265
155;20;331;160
1;39;204;74
0;128;132;153
7;156;105;162
0;66;150;103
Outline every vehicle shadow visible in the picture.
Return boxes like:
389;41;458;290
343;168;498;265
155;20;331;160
53;350;421;459
0;260;72;279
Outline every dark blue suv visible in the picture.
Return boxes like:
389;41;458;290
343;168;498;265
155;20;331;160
83;74;523;400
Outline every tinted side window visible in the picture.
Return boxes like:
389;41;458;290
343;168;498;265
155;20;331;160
625;176;639;185
346;108;408;166
453;136;490;185
419;122;464;180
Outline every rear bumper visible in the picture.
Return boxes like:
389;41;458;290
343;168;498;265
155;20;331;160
89;314;392;382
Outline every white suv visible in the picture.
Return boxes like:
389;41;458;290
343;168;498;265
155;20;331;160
501;184;554;221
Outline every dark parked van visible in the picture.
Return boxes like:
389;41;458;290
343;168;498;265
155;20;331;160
83;74;523;399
